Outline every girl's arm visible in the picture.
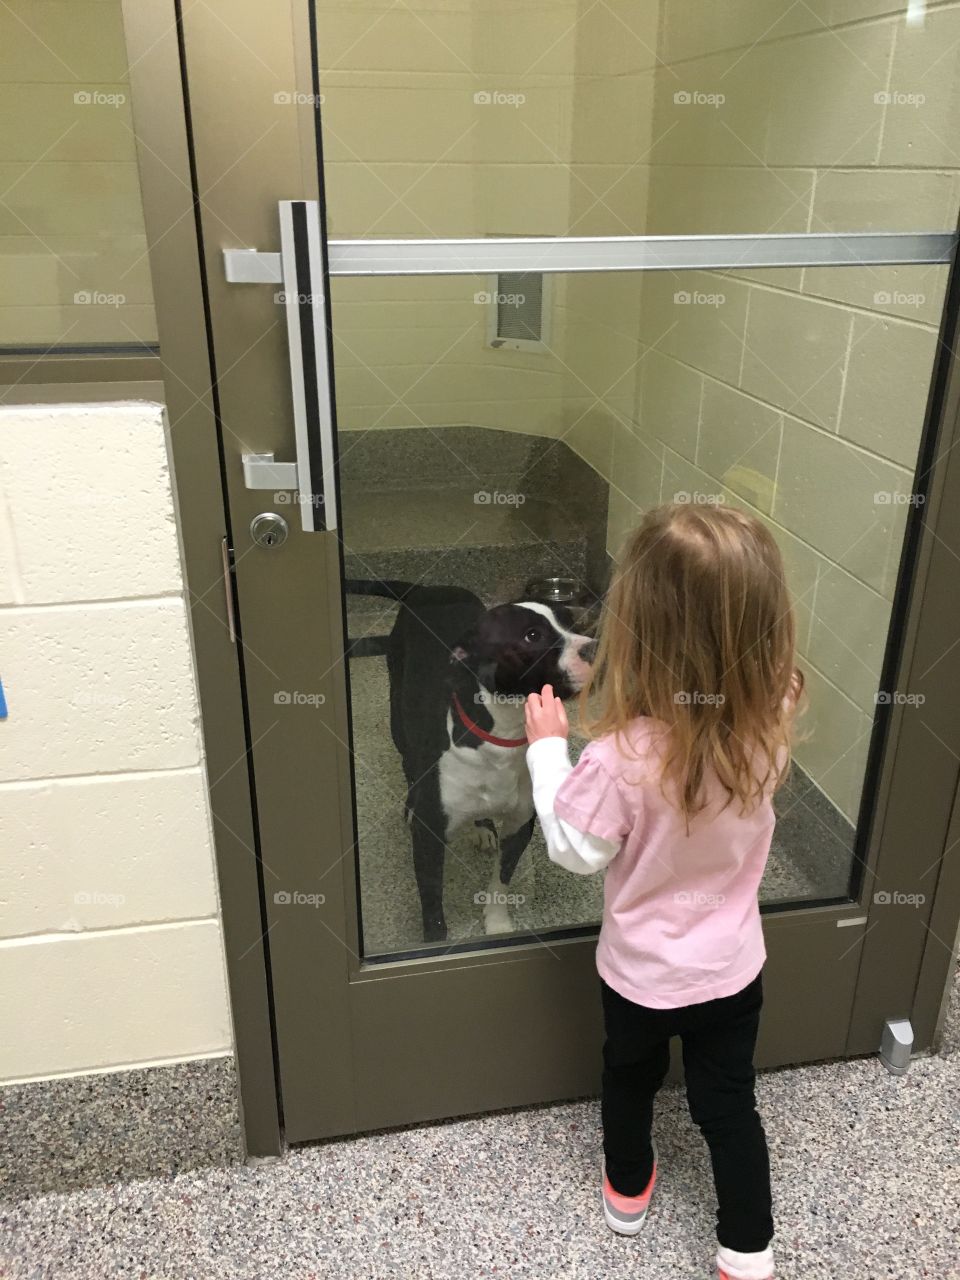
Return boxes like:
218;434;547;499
526;736;621;875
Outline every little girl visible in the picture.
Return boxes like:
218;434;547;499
524;502;802;1280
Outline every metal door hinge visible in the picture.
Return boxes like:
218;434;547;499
880;1018;913;1075
221;536;237;644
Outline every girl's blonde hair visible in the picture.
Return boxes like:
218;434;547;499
581;502;803;825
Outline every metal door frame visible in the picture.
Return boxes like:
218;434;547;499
121;0;960;1156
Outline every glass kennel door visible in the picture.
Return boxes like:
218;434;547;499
309;0;960;970
144;0;960;1143
333;257;950;960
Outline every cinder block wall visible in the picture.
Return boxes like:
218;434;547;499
0;403;232;1083
628;2;960;821
553;4;658;488
321;1;575;437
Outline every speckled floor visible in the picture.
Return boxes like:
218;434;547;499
0;1060;243;1201
3;1023;958;1280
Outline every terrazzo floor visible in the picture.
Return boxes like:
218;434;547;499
3;1023;958;1279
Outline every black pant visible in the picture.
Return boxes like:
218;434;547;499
601;970;773;1254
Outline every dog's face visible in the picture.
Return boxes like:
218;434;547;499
452;601;595;700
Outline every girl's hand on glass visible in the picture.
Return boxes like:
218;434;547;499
525;685;570;742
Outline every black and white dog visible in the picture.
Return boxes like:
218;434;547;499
347;580;595;942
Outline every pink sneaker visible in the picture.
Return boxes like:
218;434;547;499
601;1141;657;1235
717;1243;775;1279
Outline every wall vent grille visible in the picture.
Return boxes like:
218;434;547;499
487;271;549;351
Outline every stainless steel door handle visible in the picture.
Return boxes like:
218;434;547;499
277;200;338;533
241;452;298;490
222;201;339;533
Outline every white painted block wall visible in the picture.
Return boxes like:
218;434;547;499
0;402;233;1083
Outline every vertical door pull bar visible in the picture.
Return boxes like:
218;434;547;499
277;200;338;532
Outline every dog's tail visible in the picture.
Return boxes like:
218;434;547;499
343;578;415;602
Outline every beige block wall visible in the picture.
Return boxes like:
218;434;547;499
624;2;960;820
319;0;578;437
0;1;157;347
554;5;658;501
330;274;565;437
0;403;232;1083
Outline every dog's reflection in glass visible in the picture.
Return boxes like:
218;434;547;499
348;579;595;942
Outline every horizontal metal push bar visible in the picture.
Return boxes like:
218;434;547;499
324;231;957;275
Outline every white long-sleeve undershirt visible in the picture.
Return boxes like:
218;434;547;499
526;736;621;875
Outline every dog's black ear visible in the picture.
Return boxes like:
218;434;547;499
447;651;494;747
447;638;477;688
449;618;479;663
448;618;496;695
448;627;494;684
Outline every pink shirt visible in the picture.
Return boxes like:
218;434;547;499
532;720;777;1009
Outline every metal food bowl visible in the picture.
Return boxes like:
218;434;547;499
523;575;581;605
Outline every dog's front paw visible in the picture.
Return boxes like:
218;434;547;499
472;819;499;856
483;904;514;934
482;890;514;935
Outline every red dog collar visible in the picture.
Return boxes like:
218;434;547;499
451;692;527;749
